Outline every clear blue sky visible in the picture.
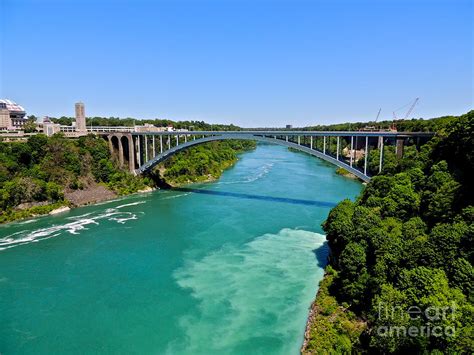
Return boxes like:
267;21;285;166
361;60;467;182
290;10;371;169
1;0;472;127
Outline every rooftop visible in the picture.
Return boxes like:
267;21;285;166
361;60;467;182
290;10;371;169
0;99;25;113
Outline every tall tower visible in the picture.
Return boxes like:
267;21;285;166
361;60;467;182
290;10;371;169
75;102;86;132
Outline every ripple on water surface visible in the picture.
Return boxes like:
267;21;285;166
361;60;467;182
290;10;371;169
170;228;328;355
0;201;146;251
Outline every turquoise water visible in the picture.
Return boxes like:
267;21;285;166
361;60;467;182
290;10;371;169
0;144;362;354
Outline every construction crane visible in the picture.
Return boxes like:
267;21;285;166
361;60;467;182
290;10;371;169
359;108;381;132
391;98;420;131
375;108;381;123
393;98;419;120
403;97;419;119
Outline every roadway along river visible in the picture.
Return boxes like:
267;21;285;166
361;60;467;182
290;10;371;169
0;144;362;354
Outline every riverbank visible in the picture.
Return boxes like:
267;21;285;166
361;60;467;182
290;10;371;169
157;140;256;186
335;167;359;180
158;157;239;187
0;137;255;225
301;266;366;354
0;185;153;225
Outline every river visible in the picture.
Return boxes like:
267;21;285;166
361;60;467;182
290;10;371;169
0;144;362;354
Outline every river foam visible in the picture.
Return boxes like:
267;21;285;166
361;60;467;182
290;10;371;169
0;201;146;251
170;228;328;355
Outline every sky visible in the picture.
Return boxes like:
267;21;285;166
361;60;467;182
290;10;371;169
0;0;472;127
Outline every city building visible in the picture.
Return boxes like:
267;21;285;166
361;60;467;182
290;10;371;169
75;102;86;132
134;123;167;133
286;124;293;129
0;99;27;130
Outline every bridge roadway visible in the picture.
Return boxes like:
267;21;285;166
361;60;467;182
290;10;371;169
105;130;435;182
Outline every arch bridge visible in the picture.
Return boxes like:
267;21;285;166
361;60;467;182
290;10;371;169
105;131;434;182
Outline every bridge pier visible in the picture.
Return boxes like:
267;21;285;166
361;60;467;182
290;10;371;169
364;136;368;176
395;138;404;158
107;133;135;173
136;135;141;167
118;139;124;167
379;137;384;173
145;135;148;163
350;136;353;167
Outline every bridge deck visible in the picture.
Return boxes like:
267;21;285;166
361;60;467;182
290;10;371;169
129;130;435;138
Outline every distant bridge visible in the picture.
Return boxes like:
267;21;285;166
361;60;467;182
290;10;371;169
104;131;434;182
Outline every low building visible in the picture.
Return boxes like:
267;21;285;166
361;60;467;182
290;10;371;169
43;122;61;136
134;123;168;133
286;124;293;129
0;99;27;130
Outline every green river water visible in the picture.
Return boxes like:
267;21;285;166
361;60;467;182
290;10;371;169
0;144;362;354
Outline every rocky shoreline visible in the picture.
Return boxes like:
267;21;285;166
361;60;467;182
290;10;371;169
64;183;118;207
300;276;326;354
1;184;156;225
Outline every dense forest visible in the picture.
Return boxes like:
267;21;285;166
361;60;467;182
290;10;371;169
0;134;151;223
0;132;256;223
304;111;473;353
303;114;458;133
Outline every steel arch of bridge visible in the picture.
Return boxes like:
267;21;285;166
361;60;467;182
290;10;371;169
124;131;434;182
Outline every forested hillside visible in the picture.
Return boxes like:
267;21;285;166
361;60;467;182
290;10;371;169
0;134;151;223
156;140;256;185
303;114;458;133
0;134;256;223
304;111;473;353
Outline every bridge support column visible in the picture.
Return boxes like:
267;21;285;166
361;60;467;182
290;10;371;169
108;134;124;167
107;136;113;153
127;134;135;172
176;135;179;147
336;137;340;160
145;135;148;163
395;138;404;158
298;136;300;145
152;136;156;158
364;136;368;176
118;137;124;167
168;136;171;150
160;135;163;153
185;134;187;143
310;136;313;149
350;136;353;167
286;136;288;142
379;137;384;173
323;136;326;154
136;135;141;167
